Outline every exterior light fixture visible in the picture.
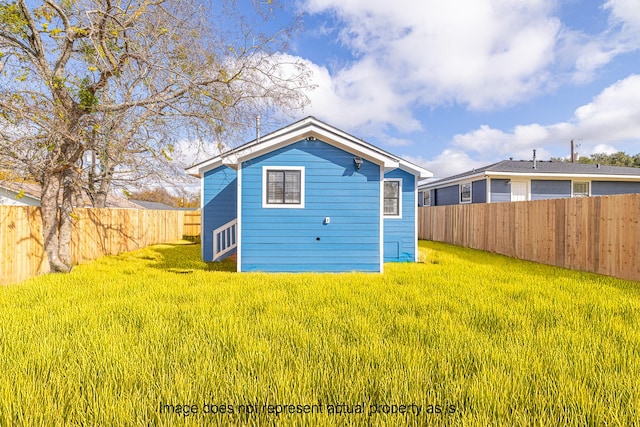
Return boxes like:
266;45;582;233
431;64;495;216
353;156;363;169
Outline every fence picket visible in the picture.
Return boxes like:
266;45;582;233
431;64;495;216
1;207;201;285
418;194;640;281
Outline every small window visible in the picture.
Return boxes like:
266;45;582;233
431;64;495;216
262;167;305;208
573;181;589;198
460;183;471;203
423;191;431;207
384;179;402;217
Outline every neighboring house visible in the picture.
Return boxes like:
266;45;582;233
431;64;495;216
0;181;141;208
186;117;433;272
418;160;640;206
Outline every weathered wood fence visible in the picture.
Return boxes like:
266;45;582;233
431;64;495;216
1;207;201;285
418;193;639;281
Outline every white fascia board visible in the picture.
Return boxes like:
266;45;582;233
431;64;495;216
236;125;398;169
419;172;487;190
485;171;640;181
185;157;223;178
186;117;430;177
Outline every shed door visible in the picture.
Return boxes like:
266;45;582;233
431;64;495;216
511;181;527;201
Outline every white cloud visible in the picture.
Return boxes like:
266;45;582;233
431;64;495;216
297;0;640;136
451;74;640;161
405;149;485;178
296;56;422;133
604;0;640;31
589;143;618;155
303;0;560;111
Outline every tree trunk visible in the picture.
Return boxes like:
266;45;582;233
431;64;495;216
40;172;72;272
58;167;77;267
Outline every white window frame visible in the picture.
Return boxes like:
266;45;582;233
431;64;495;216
572;181;590;198
460;182;472;204
262;166;305;209
383;178;402;218
423;190;431;207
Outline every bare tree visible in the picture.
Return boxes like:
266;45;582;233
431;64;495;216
0;0;312;271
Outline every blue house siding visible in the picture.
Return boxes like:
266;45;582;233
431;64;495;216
202;166;237;261
531;180;571;200
472;179;487;203
240;139;381;272
490;179;511;202
592;181;640;196
384;169;415;262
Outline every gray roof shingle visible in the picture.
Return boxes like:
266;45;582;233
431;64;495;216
422;160;640;188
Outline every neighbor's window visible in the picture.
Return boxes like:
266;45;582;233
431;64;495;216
263;167;305;208
573;181;589;198
423;191;431;206
384;179;402;217
460;183;471;203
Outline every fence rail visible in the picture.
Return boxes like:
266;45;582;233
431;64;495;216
1;207;201;285
418;193;640;281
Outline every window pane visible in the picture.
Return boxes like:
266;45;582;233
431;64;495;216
573;182;589;197
384;199;398;215
384;181;400;216
384;181;399;198
267;171;284;204
284;171;301;203
460;183;471;202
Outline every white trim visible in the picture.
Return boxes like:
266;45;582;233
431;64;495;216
419;170;640;192
236;166;242;272
572;180;591;197
487;171;640;180
186;118;432;179
200;176;205;260
383;178;403;218
379;168;384;273
423;190;431;207
414;178;418;263
419;171;487;190
213;219;237;260
459;182;472;204
486;178;492;203
261;166;306;209
510;180;529;202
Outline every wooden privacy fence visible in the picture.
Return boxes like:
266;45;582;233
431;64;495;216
183;210;201;238
418;193;640;281
1;207;201;285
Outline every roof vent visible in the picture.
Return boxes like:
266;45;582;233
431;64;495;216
532;149;537;169
596;163;600;169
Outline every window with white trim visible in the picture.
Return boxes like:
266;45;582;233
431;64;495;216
384;179;402;217
460;182;471;203
572;181;589;198
262;167;305;208
423;191;431;207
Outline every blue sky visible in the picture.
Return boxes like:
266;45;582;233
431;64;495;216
256;0;640;179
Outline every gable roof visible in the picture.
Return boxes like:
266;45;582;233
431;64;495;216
186;116;432;179
420;160;640;189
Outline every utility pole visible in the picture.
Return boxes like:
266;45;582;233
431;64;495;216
570;139;575;163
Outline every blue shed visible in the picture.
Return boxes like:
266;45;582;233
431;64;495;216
187;117;432;272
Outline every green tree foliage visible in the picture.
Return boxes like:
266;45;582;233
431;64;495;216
551;151;640;167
